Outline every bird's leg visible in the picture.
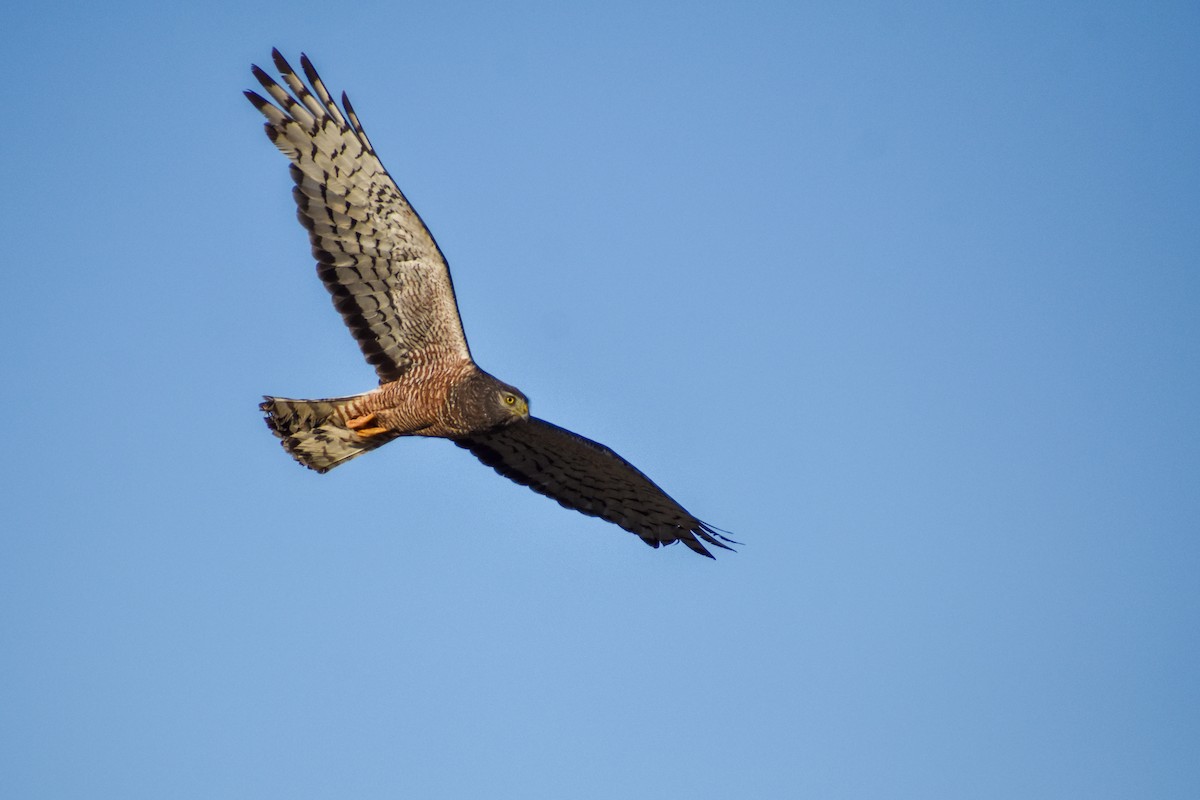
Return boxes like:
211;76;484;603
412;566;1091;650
346;411;390;438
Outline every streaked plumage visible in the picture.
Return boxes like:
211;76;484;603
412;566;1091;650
248;49;733;557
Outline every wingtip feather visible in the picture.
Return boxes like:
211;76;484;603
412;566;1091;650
244;89;268;109
271;48;293;76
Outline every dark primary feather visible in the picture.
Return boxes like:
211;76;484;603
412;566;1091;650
456;418;735;558
246;49;471;383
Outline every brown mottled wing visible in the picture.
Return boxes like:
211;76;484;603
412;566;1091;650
246;50;470;383
456;418;734;558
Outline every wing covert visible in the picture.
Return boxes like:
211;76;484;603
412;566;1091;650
247;50;471;382
456;418;734;557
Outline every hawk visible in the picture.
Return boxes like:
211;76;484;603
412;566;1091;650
248;50;733;557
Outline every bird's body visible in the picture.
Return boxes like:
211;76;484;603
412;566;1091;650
248;49;733;557
262;361;526;472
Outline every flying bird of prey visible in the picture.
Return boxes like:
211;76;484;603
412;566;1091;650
247;50;733;557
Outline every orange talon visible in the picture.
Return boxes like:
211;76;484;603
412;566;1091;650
346;412;389;438
354;426;389;438
346;412;377;429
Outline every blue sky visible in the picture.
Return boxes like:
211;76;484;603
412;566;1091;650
2;1;1198;797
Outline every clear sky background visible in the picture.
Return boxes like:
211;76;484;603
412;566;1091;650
2;2;1198;798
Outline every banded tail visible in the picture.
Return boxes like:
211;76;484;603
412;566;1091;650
261;395;393;473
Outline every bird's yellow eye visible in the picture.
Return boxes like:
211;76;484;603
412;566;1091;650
504;394;516;405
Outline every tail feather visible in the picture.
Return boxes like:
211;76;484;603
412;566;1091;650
261;394;392;473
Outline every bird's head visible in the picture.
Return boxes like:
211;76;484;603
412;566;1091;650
496;387;530;421
448;369;529;433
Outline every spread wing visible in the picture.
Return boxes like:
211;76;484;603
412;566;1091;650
246;50;471;383
455;418;735;558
